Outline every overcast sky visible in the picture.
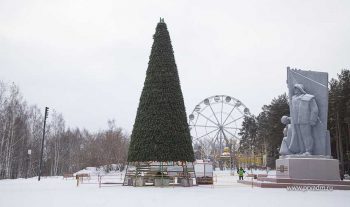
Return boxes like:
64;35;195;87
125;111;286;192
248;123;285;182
1;0;349;133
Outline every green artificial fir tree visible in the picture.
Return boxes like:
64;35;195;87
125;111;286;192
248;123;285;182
127;19;194;162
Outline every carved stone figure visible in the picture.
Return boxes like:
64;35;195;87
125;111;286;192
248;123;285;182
289;84;319;155
284;68;331;156
279;116;292;155
276;68;339;181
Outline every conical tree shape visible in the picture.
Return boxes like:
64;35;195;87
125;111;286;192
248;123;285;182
128;20;194;162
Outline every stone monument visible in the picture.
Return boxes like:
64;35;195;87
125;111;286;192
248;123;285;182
276;67;340;180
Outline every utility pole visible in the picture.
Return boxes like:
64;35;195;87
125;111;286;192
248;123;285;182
38;107;49;181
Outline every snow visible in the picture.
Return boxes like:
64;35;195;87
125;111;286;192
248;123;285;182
74;165;124;176
1;171;349;207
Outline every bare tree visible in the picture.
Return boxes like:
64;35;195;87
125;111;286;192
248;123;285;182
0;81;129;179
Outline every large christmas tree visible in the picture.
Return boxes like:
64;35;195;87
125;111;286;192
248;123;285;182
128;19;194;162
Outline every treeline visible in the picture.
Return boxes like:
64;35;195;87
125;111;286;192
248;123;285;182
329;70;350;174
0;81;129;179
239;69;350;172
239;94;289;167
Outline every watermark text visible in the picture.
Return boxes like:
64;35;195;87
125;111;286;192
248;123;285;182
286;185;333;192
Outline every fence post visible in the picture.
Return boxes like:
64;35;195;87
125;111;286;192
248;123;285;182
76;176;79;187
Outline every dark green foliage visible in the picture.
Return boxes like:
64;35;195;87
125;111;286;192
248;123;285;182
239;93;289;168
328;69;350;173
238;115;258;153
260;93;290;165
127;21;194;162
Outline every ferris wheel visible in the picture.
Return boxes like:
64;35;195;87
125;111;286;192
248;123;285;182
189;95;251;158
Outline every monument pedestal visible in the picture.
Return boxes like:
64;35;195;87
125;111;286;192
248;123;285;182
237;151;349;190
276;155;340;180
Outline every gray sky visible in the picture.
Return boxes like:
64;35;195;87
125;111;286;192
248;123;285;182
1;0;349;133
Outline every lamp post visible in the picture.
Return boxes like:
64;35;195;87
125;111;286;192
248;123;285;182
38;107;49;181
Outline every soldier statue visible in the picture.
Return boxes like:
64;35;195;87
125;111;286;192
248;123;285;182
280;84;319;155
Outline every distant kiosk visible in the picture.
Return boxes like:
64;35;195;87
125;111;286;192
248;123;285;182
219;147;233;172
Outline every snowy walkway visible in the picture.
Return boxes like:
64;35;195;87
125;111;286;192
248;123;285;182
1;172;349;207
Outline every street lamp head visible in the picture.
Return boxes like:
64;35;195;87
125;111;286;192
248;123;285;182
45;107;49;119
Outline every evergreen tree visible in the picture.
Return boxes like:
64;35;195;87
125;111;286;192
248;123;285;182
264;94;290;161
127;19;194;162
255;94;289;167
236;94;289;168
328;69;350;174
238;115;258;154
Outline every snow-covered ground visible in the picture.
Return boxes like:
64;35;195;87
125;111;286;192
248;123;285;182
1;171;349;207
74;164;124;176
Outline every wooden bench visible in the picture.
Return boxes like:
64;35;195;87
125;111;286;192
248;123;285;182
196;176;213;185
